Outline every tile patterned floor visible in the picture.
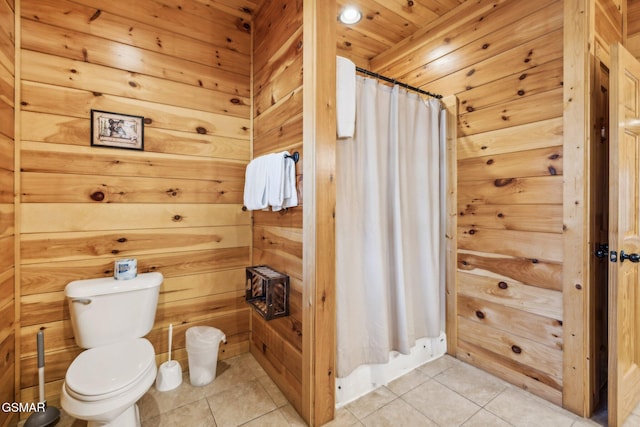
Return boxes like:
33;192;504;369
37;353;640;427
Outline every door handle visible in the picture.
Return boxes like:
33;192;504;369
620;250;640;263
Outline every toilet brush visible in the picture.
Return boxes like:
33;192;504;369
155;323;182;391
24;328;60;427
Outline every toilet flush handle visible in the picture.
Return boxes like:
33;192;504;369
71;298;92;305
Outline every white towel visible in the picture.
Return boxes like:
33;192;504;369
270;151;299;211
336;56;356;138
243;155;270;210
266;152;286;210
281;153;298;210
243;151;298;211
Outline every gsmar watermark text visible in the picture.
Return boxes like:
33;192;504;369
1;402;46;413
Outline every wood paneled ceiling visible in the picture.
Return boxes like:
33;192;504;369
249;0;464;69
336;0;465;68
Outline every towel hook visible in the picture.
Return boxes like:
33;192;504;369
285;152;299;163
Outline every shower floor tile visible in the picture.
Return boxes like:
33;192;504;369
24;354;640;426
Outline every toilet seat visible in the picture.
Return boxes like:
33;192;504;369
65;338;155;402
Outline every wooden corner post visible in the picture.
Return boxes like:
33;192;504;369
302;0;336;425
562;0;592;417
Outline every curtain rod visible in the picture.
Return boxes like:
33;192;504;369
355;66;442;99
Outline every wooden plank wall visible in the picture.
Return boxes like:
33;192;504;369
250;0;305;417
628;0;640;56
0;0;15;426
367;0;566;405
595;0;624;53
17;0;254;413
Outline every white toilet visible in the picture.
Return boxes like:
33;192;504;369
60;272;163;427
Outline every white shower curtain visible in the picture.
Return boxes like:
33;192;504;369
336;76;442;378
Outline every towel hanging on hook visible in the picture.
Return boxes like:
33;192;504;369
243;151;299;211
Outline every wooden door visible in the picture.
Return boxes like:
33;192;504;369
608;42;640;427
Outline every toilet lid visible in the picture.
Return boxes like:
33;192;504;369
66;338;154;398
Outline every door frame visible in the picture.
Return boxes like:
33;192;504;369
563;0;630;421
562;0;595;416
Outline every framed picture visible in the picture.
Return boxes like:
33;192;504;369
91;110;144;150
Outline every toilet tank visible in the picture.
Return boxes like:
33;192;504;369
65;272;163;349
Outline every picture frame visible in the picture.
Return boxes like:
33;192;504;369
91;110;144;151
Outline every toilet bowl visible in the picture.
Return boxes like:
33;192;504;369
61;338;157;427
61;272;164;427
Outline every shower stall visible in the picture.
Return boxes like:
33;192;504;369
334;64;456;406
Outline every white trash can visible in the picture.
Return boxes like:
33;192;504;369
186;326;226;386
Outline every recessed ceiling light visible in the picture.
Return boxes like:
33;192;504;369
339;6;362;25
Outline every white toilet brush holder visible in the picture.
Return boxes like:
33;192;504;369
155;324;182;391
